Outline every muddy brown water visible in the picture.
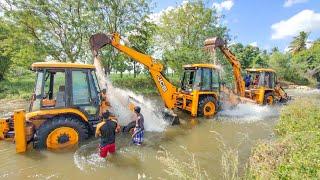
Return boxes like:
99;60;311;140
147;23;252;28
0;89;318;179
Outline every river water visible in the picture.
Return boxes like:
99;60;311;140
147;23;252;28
0;88;318;179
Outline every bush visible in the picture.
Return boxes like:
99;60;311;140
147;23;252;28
246;95;320;179
275;98;320;136
0;70;35;100
109;74;180;95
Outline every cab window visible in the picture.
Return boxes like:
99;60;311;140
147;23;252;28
211;70;219;90
181;70;196;91
201;68;211;91
41;69;66;108
72;70;90;105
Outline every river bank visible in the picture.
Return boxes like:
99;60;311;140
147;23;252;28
0;73;319;179
246;92;320;179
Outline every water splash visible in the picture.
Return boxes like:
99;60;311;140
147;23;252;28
106;79;168;132
218;103;279;123
73;141;107;172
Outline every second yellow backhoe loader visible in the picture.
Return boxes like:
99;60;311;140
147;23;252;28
204;37;289;105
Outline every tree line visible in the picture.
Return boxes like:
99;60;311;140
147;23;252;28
0;0;319;85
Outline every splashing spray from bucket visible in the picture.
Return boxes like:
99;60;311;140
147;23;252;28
106;79;168;132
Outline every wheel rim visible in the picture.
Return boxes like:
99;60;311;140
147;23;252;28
266;96;274;105
46;127;79;149
203;102;216;116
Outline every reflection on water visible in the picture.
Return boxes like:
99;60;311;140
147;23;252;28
0;89;317;179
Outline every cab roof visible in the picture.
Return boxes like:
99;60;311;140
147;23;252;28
183;64;218;69
32;62;95;70
246;68;275;73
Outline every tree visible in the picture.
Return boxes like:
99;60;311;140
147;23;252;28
88;0;151;74
289;31;309;54
2;0;94;62
112;54;129;78
229;43;267;69
291;39;320;84
128;19;157;77
0;17;46;80
271;47;279;53
158;0;227;75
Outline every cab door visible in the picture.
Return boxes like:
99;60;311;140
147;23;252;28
70;69;100;119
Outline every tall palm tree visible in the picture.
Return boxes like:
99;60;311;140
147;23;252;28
289;31;309;54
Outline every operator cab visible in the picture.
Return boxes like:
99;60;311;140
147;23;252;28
181;64;220;92
244;69;277;89
29;62;101;118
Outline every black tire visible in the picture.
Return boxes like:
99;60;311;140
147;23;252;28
34;115;89;149
263;92;275;105
198;96;218;116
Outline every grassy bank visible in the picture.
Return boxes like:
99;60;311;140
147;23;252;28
0;72;35;100
246;95;320;179
109;74;180;95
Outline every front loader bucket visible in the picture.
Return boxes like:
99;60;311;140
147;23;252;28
204;37;226;51
89;33;112;55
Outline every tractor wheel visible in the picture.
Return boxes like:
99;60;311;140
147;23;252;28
264;92;275;105
35;116;89;150
198;96;217;117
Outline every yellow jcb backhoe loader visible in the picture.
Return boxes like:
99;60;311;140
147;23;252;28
204;37;289;105
0;63;113;152
90;33;222;117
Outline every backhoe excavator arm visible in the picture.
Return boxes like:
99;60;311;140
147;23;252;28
204;37;245;97
90;33;177;109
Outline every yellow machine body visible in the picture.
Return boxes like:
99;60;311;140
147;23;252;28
205;37;289;105
90;33;221;117
0;62;110;152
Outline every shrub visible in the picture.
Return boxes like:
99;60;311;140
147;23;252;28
246;95;320;179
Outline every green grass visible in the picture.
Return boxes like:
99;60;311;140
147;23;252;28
0;71;35;100
246;95;320;179
109;73;180;95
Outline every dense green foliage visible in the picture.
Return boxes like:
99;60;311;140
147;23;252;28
158;1;227;75
247;95;320;179
110;74;180;95
0;0;319;100
0;70;34;100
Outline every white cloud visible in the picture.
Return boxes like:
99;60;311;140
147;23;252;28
306;39;313;49
212;0;234;12
249;42;258;47
284;46;291;52
283;0;308;7
148;6;174;24
271;9;320;39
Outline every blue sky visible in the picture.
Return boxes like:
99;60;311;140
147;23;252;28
152;0;320;51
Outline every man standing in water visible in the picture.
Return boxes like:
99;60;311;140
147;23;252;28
132;106;144;145
95;111;120;158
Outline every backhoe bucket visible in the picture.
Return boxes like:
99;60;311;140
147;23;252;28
204;37;225;51
89;33;112;55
